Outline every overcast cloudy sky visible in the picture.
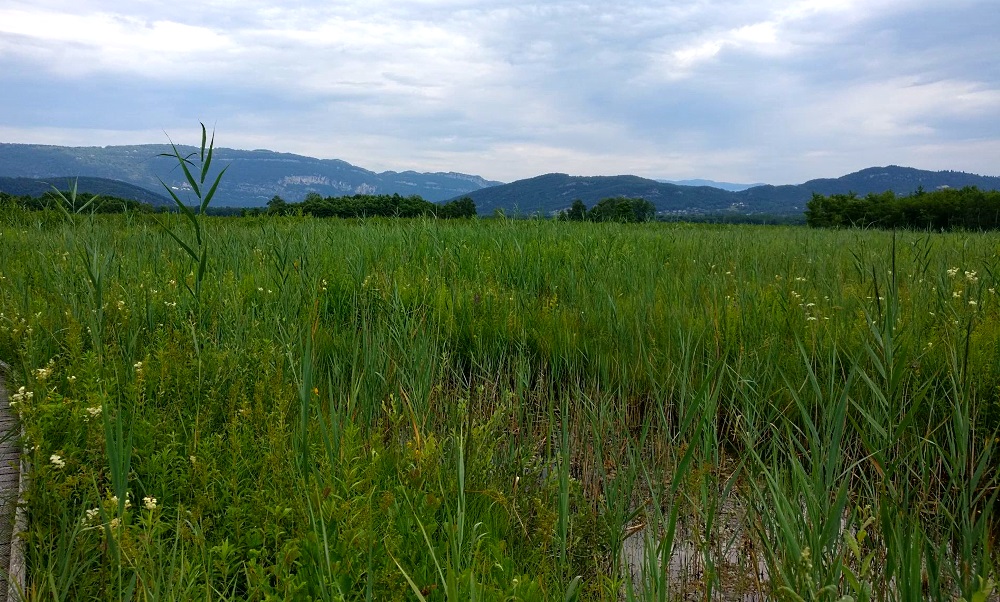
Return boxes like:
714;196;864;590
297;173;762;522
1;0;998;184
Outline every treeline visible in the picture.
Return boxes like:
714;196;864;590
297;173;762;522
0;190;153;214
260;193;477;218
806;186;1000;230
0;190;478;219
557;197;656;222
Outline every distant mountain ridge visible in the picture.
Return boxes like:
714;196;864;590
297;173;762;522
657;178;765;192
2;142;997;217
0;176;171;206
455;166;1000;216
0;143;502;206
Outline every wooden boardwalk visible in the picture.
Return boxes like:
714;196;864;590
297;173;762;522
0;361;25;602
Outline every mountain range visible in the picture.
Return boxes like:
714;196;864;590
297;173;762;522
657;178;764;192
454;167;1000;216
2;142;999;216
0;143;500;206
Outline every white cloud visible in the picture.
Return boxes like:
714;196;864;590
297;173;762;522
0;8;234;77
0;0;998;183
789;77;1000;142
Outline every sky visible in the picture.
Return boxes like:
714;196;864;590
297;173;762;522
1;0;999;185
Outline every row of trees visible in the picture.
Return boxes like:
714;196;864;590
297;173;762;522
0;189;479;220
806;186;1000;230
558;197;657;222
263;193;477;219
0;190;153;214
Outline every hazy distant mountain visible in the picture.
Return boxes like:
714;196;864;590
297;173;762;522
4;144;997;218
455;166;1000;216
0;143;502;206
0;176;170;206
657;178;765;192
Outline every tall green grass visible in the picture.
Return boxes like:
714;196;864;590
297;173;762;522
0;198;997;599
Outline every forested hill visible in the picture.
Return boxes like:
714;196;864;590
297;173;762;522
454;166;1000;216
0;143;501;207
0;176;170;206
738;167;1000;214
462;173;739;215
802;166;1000;196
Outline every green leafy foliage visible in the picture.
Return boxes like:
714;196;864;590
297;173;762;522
806;186;1000;230
588;197;656;222
265;192;477;218
555;197;655;222
0;189;153;214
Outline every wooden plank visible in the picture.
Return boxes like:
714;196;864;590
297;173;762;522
0;362;8;602
0;360;25;602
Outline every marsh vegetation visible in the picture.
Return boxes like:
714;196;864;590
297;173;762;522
0;164;998;599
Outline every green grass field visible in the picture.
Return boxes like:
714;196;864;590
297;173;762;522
1;205;998;600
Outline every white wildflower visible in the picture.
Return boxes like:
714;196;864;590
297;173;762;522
10;386;32;405
50;454;65;469
947;267;959;277
143;496;157;510
84;508;100;525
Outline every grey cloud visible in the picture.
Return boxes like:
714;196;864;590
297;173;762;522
1;0;999;183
